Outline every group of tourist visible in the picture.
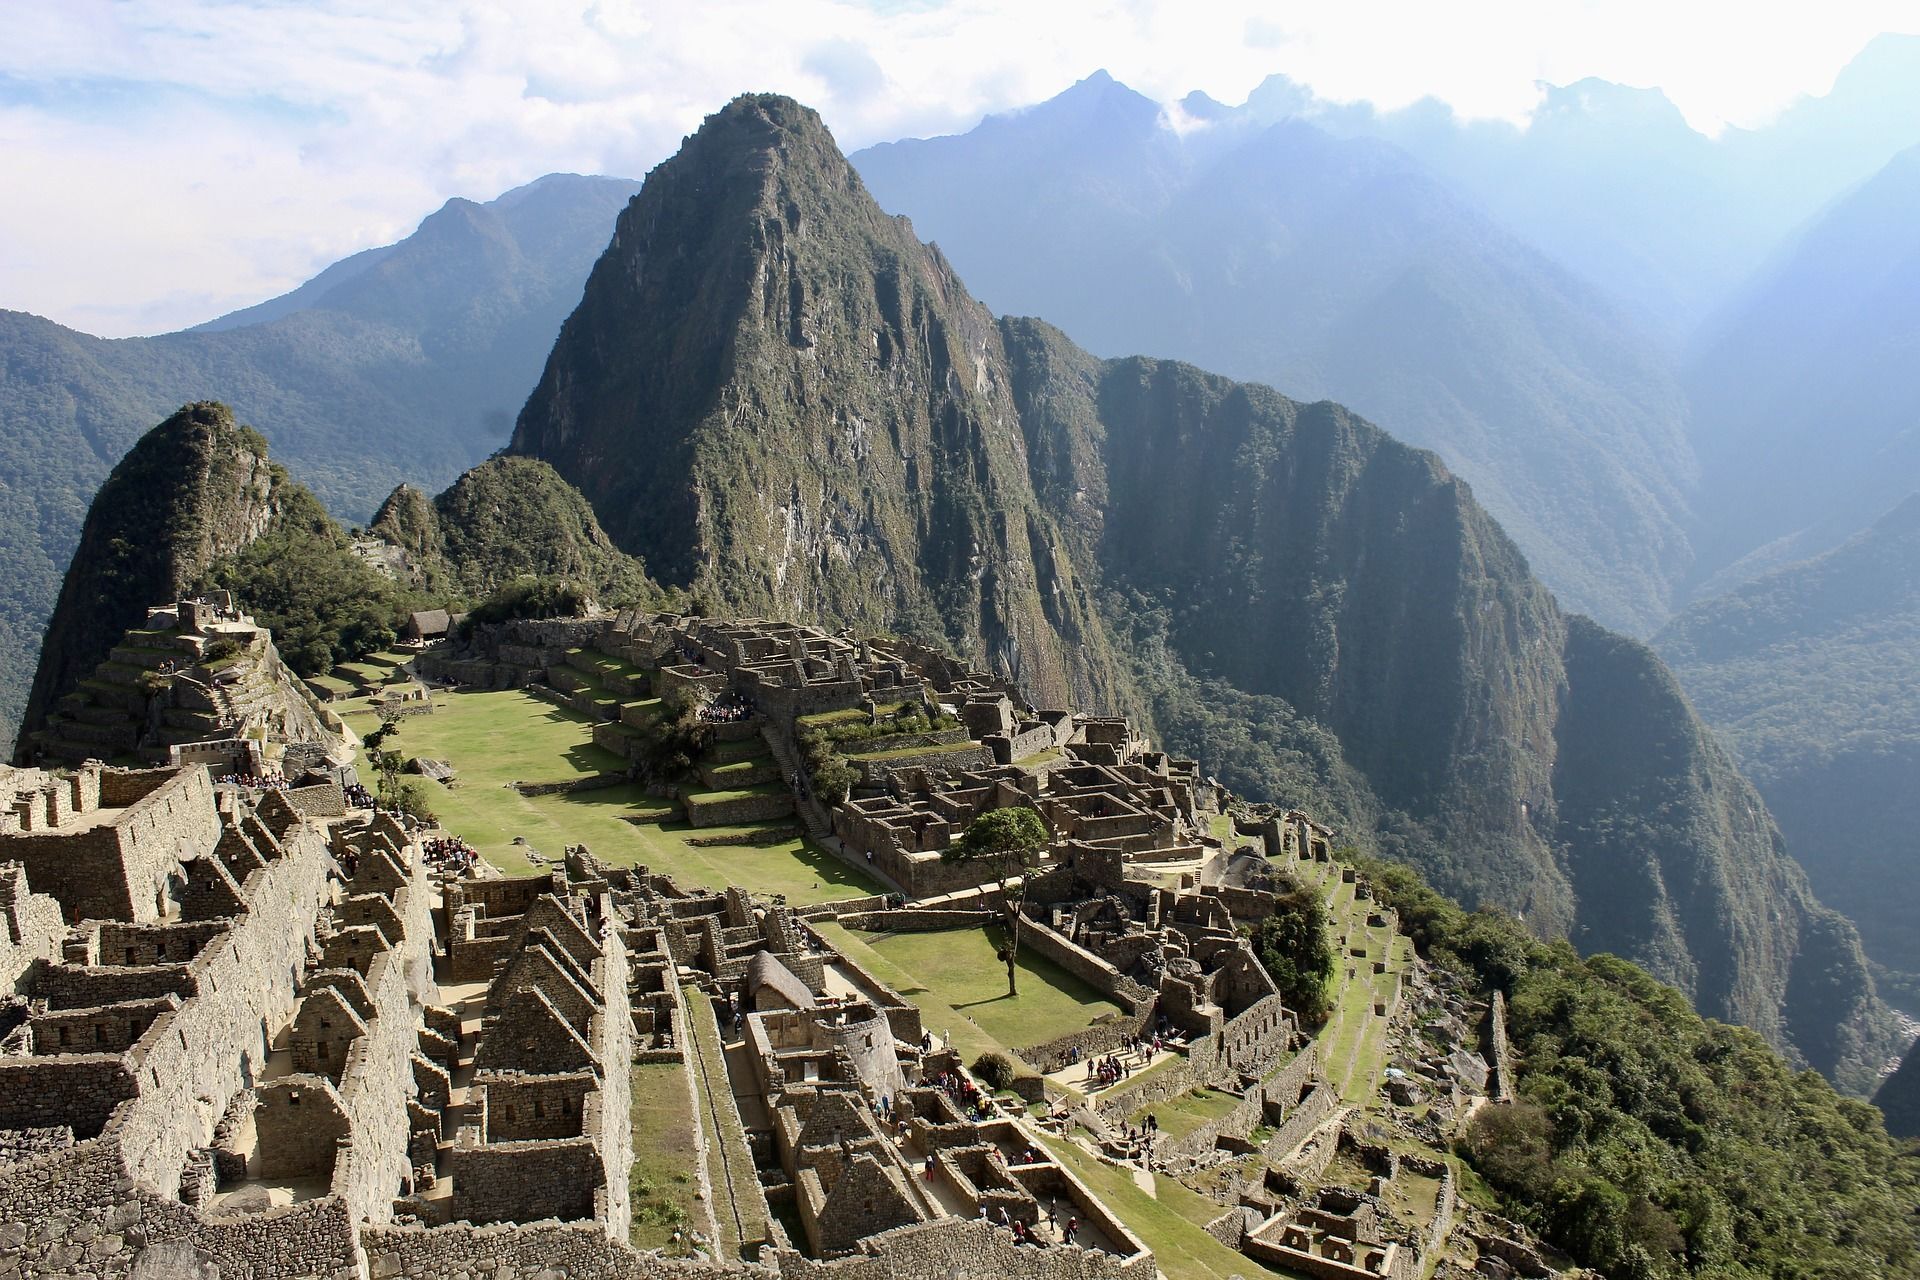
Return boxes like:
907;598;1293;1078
928;1067;998;1122
1084;1052;1135;1089
698;693;754;723
421;834;479;875
217;770;287;791
344;782;376;808
976;1202;1080;1248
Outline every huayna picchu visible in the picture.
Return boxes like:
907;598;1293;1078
5;92;1919;1280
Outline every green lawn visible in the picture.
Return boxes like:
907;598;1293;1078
342;690;879;902
1035;1134;1295;1280
629;1061;701;1249
859;924;1123;1052
1130;1086;1243;1140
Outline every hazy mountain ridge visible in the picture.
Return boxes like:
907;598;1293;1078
514;94;1895;1089
1683;143;1920;589
0;173;640;741
853;72;1698;635
1657;495;1920;982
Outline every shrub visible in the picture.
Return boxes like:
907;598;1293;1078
971;1052;1017;1092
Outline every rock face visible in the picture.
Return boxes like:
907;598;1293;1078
16;403;285;754
513;95;1122;711
513;94;1894;1088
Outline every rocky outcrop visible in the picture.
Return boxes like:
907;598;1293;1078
512;94;1124;712
16;404;286;756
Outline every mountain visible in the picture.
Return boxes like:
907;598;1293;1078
1683;144;1920;590
513;96;1126;713
0;172;640;745
1241;34;1920;337
512;92;1894;1090
1656;495;1920;991
16;403;657;754
851;73;1696;635
15;402;289;749
369;456;656;603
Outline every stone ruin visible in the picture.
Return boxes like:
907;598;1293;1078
22;594;353;780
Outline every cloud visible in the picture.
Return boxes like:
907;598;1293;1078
803;38;887;103
2;0;1916;335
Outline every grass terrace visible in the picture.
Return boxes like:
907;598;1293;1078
1129;1085;1243;1140
628;1061;701;1249
859;924;1123;1052
341;689;879;902
1034;1133;1294;1280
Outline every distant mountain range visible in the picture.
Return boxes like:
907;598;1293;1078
853;72;1697;636
0;173;638;742
1657;496;1920;990
1684;142;1920;590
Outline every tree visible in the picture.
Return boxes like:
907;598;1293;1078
944;806;1050;997
1245;875;1337;1022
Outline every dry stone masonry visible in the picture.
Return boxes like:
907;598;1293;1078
2;605;1571;1279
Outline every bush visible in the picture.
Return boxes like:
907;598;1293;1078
464;576;592;628
1244;874;1336;1023
971;1052;1017;1092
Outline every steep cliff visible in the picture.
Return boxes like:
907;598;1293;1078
1002;329;1891;1087
512;95;1123;711
15;402;287;755
510;95;1890;1088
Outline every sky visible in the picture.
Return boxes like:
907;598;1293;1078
3;0;1916;337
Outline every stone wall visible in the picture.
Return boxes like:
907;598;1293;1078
834;909;995;932
0;1136;361;1279
853;745;995;785
0;863;64;992
4;765;218;923
685;791;796;828
1487;991;1515;1103
115;822;337;1194
1015;916;1155;1011
1092;994;1296;1127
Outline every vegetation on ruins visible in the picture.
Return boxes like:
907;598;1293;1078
1359;855;1920;1280
359;713;434;820
200;482;422;675
795;727;859;806
970;1051;1018;1092
634;689;713;784
1243;873;1336;1024
944;806;1049;997
463;576;593;629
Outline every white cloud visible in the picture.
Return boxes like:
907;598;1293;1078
1;0;1913;335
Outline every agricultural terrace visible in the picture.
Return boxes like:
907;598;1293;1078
340;688;882;903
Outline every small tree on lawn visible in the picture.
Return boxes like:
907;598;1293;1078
943;806;1049;998
361;709;407;810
